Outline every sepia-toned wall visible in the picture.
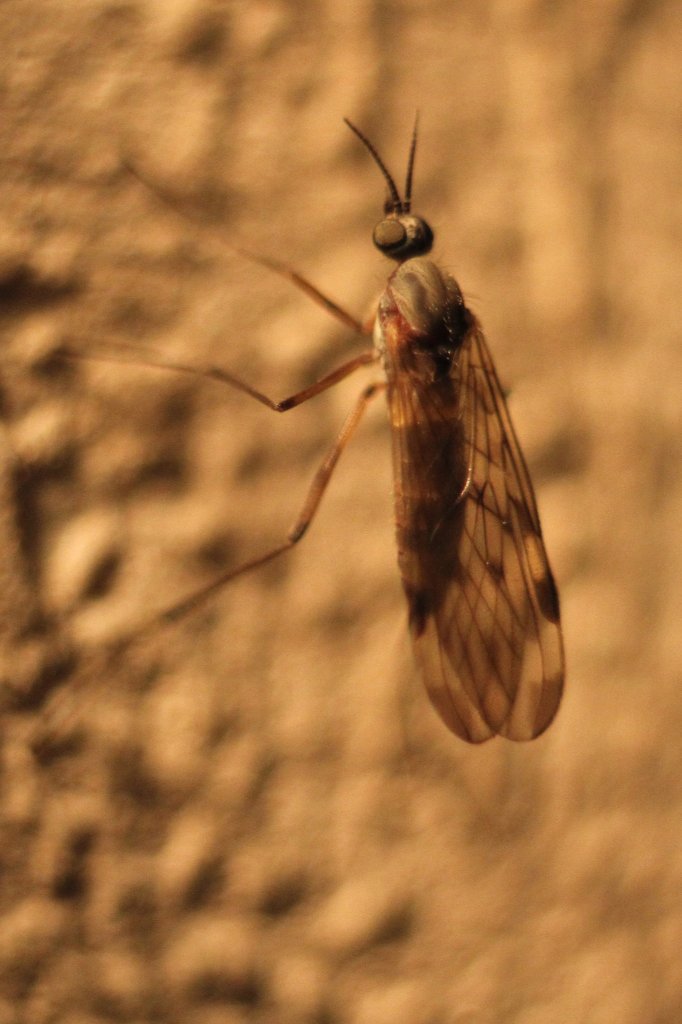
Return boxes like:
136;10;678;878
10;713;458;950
1;1;681;1022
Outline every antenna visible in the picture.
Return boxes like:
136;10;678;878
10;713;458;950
344;118;403;213
403;112;420;213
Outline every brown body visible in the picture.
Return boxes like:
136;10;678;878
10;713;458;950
375;258;564;742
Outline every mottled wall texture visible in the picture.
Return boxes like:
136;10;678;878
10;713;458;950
2;2;681;1022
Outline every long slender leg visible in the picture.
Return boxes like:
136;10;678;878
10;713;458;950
133;381;386;635
122;158;370;336
233;249;369;335
31;379;385;756
61;346;378;412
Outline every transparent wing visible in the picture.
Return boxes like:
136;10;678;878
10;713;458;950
396;322;564;743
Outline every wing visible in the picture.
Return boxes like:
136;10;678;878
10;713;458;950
394;321;564;743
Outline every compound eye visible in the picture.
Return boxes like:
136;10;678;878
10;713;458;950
373;219;407;253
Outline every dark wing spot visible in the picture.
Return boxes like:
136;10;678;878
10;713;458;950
536;569;561;624
405;586;432;637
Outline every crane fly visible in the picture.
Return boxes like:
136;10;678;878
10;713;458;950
70;119;564;743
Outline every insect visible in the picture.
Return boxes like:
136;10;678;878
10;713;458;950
75;118;564;743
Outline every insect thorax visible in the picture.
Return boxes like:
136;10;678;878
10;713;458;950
374;257;469;383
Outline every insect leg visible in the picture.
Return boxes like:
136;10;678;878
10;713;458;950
233;250;369;335
30;381;386;757
59;346;378;412
122;159;370;337
138;381;386;633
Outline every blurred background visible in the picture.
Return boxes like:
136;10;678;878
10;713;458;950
1;1;681;1022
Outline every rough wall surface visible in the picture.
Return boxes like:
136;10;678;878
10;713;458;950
1;1;681;1022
